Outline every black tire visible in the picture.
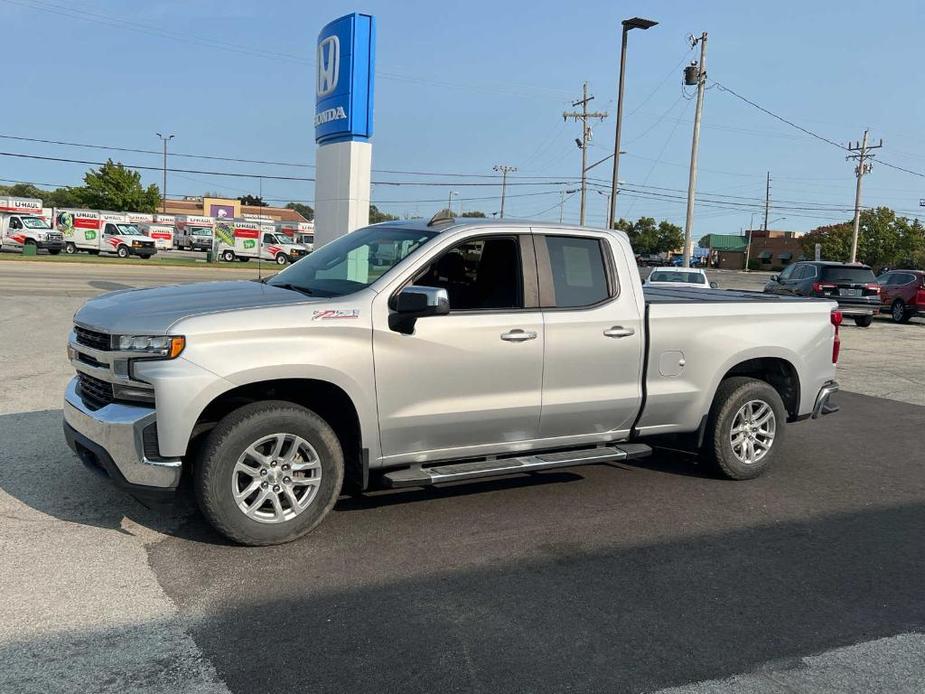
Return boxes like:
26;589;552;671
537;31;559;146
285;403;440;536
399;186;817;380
890;300;911;324
237;256;250;262
221;250;235;262
47;248;61;255
195;401;344;546
703;376;787;480
64;242;77;255
853;315;873;327
275;253;289;265
116;245;130;258
88;249;100;255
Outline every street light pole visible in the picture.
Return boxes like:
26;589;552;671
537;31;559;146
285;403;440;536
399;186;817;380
448;191;459;215
609;16;657;229
155;132;174;214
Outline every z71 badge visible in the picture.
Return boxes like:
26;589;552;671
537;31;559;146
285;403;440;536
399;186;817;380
312;309;360;320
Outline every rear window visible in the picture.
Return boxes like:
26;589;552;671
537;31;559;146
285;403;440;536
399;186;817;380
649;271;705;284
820;266;876;283
544;236;610;307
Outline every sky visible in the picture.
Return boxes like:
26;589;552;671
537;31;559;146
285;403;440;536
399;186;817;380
2;0;923;236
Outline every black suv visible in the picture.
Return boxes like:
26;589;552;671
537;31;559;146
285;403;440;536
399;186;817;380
764;261;880;327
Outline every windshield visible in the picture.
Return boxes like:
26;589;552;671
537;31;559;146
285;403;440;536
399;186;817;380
190;226;212;236
820;266;876;284
649;271;705;284
115;223;143;236
270;234;290;245
267;225;437;297
21;216;50;229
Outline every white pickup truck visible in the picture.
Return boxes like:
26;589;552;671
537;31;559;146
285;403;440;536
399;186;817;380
63;218;841;545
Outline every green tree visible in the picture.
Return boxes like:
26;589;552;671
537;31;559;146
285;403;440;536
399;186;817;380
369;204;398;224
461;210;487;218
614;216;683;255
285;202;314;221
239;194;267;207
77;159;160;212
801;207;925;268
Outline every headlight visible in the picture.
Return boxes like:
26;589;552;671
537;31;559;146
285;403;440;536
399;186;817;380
116;335;186;359
132;240;142;247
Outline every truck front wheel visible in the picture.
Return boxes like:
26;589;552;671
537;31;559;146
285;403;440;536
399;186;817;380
275;253;289;265
703;377;787;480
195;401;344;546
116;245;130;258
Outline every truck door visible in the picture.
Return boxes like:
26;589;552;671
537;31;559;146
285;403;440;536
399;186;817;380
534;231;644;439
6;216;24;247
372;233;544;462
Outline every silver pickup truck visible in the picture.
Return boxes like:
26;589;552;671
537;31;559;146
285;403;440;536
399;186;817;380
64;217;841;545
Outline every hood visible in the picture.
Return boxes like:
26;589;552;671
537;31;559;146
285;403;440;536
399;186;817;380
75;280;319;334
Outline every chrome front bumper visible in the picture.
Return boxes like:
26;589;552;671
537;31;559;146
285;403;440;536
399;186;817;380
63;377;182;490
812;381;840;418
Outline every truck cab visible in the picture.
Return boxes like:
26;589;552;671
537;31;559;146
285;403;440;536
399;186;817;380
0;197;64;254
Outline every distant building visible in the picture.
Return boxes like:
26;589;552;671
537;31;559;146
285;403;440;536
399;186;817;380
699;230;804;270
158;196;309;223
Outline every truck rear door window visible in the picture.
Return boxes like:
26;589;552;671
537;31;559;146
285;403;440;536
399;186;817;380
543;236;610;308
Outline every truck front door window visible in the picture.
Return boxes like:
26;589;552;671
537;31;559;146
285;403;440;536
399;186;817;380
415;237;522;311
105;224;119;235
9;217;21;230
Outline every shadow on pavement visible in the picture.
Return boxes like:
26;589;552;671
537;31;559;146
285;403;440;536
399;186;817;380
162;503;924;693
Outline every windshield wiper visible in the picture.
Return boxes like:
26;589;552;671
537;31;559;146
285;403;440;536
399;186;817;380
270;282;316;296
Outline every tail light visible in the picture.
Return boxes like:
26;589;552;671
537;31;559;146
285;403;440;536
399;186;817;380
831;310;842;363
864;283;881;294
916;288;925;306
813;282;836;294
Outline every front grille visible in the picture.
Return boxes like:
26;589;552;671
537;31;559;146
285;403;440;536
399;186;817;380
142;423;161;459
76;372;114;411
75;325;111;351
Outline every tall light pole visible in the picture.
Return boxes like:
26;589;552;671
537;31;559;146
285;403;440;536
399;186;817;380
609;16;658;229
448;190;459;215
155;132;174;214
493;164;516;218
682;32;707;268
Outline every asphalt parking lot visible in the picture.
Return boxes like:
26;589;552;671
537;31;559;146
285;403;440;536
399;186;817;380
1;260;923;693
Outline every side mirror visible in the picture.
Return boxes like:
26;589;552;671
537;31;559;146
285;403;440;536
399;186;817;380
389;285;449;334
709;281;719;289
770;274;779;282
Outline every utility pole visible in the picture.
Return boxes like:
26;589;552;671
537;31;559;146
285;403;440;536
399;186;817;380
681;33;707;268
559;188;578;223
155;132;174;214
563;82;607;226
847;130;882;263
447;190;458;215
493;164;516;218
744;211;756;271
761;172;770;233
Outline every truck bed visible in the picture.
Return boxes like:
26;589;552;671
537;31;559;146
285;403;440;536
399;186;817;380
643;287;827;304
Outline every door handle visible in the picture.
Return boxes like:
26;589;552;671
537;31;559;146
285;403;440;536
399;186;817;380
500;329;537;342
603;326;635;338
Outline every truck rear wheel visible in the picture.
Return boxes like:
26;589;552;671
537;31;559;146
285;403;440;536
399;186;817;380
47;248;61;255
853;315;873;327
703;377;786;480
195;401;344;546
221;250;235;262
64;242;78;254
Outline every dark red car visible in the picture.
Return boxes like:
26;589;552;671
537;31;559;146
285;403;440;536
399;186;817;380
876;269;925;323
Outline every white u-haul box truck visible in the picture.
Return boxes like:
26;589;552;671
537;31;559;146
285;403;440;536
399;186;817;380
0;196;65;254
137;220;175;250
57;209;102;255
214;218;307;265
98;211;158;258
174;215;214;251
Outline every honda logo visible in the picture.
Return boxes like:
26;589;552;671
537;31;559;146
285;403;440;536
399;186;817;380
317;35;340;97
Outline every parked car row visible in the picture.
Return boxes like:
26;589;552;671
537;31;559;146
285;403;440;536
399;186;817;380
763;261;924;326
